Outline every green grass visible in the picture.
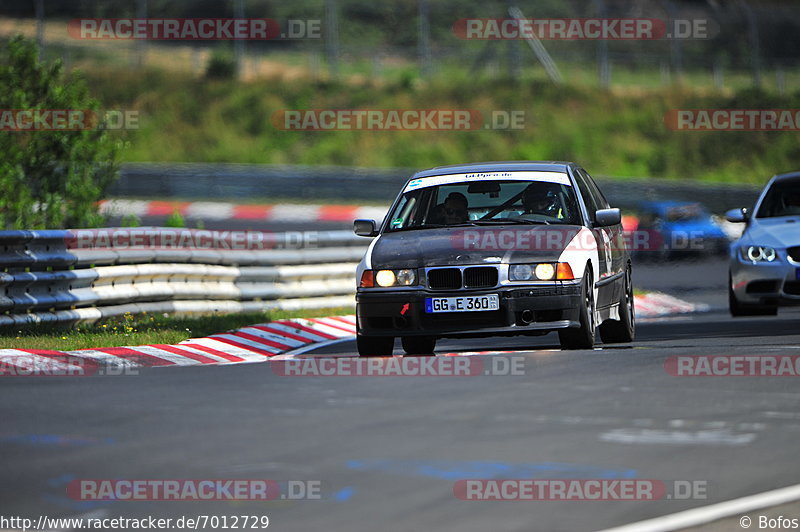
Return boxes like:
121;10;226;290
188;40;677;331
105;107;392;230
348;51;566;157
81;67;800;185
2;307;353;351
6;20;800;186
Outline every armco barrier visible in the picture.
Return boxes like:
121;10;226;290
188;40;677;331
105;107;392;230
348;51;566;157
110;163;762;215
0;228;369;326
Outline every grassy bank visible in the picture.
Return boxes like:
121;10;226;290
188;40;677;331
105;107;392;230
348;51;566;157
2;307;353;351
85;68;800;184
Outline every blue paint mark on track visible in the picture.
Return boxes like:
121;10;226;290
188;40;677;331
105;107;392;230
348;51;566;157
0;434;114;446
334;487;355;501
346;460;636;480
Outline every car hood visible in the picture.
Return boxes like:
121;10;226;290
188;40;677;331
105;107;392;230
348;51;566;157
743;218;800;248
369;225;587;268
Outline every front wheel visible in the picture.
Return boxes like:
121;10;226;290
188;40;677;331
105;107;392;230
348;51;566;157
599;266;635;343
401;336;436;355
559;271;596;350
357;334;394;357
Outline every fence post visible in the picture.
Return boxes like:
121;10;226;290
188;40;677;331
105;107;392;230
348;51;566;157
234;0;245;79
592;0;610;89
326;0;339;78
418;0;431;78
135;0;148;68
507;0;521;80
739;0;760;88
35;0;44;61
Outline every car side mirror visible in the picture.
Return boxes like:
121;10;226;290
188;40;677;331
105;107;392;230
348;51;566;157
595;208;621;227
354;219;379;237
725;208;749;223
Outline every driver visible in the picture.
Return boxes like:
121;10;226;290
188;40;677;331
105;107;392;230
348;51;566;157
521;183;565;219
443;193;469;224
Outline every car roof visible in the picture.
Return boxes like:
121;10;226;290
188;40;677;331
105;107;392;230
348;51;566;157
770;171;800;184
411;161;575;179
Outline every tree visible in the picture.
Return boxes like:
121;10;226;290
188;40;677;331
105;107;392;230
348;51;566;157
0;35;120;229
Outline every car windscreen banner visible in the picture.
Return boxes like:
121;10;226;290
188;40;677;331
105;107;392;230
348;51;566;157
404;171;571;192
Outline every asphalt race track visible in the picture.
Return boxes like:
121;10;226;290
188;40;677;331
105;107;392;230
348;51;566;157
3;252;800;532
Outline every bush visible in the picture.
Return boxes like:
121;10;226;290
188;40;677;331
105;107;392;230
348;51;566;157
0;36;120;229
205;47;237;80
165;210;185;228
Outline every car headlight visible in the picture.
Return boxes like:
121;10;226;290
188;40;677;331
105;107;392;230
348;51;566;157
534;263;555;280
509;263;573;281
742;246;777;263
509;264;533;281
363;269;417;288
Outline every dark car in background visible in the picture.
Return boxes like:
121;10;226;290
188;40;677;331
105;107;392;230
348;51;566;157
352;161;635;356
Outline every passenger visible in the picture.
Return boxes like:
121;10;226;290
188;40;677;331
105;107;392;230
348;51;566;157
430;203;447;224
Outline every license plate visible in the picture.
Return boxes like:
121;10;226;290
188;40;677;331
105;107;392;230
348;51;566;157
425;294;499;313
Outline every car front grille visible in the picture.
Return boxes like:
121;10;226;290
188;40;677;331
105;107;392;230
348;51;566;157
427;268;462;290
746;280;779;294
463;267;498;288
427;267;499;290
788;247;800;262
783;281;800;295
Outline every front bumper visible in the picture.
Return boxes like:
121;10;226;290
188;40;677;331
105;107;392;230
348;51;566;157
356;283;582;339
731;257;800;306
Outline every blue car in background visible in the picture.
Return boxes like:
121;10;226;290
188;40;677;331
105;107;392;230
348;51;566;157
633;201;729;259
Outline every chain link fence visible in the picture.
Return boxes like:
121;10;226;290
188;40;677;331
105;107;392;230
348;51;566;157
6;0;800;91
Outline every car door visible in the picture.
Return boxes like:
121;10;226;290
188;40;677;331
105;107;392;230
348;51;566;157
574;168;621;311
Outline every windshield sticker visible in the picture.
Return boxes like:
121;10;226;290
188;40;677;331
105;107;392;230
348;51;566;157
390;217;404;227
403;171;571;192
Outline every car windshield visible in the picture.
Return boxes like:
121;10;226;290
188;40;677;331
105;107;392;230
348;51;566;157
756;179;800;218
385;178;581;231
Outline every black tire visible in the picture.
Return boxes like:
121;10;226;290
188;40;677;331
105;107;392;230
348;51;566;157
599;266;635;344
357;334;394;357
729;272;778;317
559;269;596;350
401;336;437;355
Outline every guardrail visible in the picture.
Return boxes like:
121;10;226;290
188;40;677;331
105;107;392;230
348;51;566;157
0;228;370;327
111;163;762;215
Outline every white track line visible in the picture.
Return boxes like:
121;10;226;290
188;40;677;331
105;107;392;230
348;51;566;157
276;337;355;357
599;482;800;532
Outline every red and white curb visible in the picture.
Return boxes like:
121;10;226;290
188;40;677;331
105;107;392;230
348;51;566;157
0;316;358;374
100;199;646;228
635;292;709;318
99;199;388;223
0;294;704;374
